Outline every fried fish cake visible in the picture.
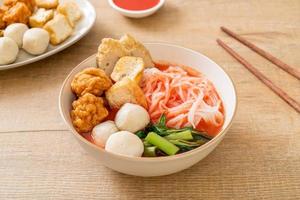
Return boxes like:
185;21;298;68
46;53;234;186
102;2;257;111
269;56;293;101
43;13;73;45
110;56;145;83
29;8;54;28
35;0;58;9
57;0;81;27
3;2;32;25
4;0;36;12
96;38;129;75
71;67;113;97
0;6;8;29
71;93;109;133
105;77;148;109
120;34;154;68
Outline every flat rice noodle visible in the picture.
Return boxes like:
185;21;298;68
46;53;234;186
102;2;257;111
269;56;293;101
142;64;225;136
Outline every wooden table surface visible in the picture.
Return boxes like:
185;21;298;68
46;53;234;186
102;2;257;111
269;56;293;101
1;0;299;199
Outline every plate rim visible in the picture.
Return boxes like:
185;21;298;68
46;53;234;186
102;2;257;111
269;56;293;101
0;0;96;71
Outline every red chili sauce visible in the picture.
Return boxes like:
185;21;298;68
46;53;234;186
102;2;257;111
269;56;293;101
113;0;160;11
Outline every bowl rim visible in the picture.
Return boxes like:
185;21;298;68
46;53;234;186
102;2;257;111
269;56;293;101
108;0;165;15
59;42;238;163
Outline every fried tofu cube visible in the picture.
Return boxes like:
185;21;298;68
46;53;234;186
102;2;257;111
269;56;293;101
0;29;3;37
29;8;54;28
97;38;129;75
36;0;58;9
43;13;73;45
105;77;148;109
120;34;154;68
111;56;145;84
57;1;81;27
3;2;32;25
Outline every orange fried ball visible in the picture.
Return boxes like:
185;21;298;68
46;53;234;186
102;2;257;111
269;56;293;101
71;93;109;133
71;67;112;97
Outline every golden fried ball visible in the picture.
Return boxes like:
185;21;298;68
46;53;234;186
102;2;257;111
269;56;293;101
71;93;109;133
71;67;112;97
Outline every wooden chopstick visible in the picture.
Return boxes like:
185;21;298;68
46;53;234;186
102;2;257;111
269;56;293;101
221;26;300;80
217;38;300;113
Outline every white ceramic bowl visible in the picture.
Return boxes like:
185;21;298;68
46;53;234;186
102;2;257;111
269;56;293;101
59;43;237;177
108;0;165;18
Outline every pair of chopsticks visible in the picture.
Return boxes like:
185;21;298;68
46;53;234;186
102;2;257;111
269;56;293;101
217;27;300;113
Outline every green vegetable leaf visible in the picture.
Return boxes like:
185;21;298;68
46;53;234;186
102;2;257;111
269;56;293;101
191;131;212;141
158;114;167;127
136;130;147;139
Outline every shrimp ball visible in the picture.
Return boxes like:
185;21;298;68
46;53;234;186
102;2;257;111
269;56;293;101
0;37;19;65
115;103;150;133
4;23;28;48
105;131;144;157
92;121;119;148
22;28;49;55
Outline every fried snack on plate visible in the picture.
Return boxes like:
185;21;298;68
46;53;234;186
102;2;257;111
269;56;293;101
71;67;112;97
71;93;109;133
110;56;145;84
35;0;58;9
3;2;32;25
0;6;8;29
105;77;148;109
43;13;72;45
120;34;154;68
97;38;128;75
57;0;81;27
4;0;36;12
29;8;54;28
0;30;3;37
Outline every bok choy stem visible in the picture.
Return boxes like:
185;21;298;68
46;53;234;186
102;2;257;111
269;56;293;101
145;132;179;156
164;130;193;140
143;146;157;157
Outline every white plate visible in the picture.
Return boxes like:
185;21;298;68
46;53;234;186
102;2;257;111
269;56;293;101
0;0;96;70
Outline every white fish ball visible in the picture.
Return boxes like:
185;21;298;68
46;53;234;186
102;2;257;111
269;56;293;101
115;103;150;133
0;37;19;65
105;131;144;157
4;23;28;48
22;28;49;55
92;121;119;148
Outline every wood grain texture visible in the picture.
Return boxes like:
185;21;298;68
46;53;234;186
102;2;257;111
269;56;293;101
0;0;299;199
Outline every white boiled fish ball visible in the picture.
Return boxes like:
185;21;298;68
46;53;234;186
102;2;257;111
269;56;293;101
0;37;19;65
115;103;150;133
23;28;49;55
4;23;28;48
92;120;119;148
105;131;144;157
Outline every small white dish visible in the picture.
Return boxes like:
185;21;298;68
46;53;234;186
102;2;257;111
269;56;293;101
0;0;96;70
59;43;237;177
108;0;165;18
